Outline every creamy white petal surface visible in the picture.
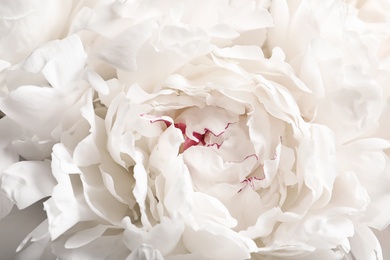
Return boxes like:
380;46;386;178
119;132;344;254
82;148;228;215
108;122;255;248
0;0;390;259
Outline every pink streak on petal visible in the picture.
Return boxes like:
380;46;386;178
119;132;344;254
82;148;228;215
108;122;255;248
228;154;259;164
206;141;224;149
174;122;186;134
238;176;264;193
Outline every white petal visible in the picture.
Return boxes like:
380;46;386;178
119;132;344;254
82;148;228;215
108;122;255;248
220;2;273;31
207;24;239;39
182;223;255;260
193;192;237;228
12;135;54;161
1;160;56;209
98;20;158;72
65;225;109;249
240;207;298;239
44;144;97;240
145;219;184;256
122;217;184;256
295;42;325;97
133;151;152;229
315;79;383;144
349;224;383;260
80;165;128;225
162;156;193;219
126;244;164;260
256;75;309;139
176;106;239;140
183;146;253;191
207;183;264;231
0;0;74;63
329;171;370;213
0;85;82;139
0;117;22;173
99;158;135;205
267;0;290;54
73;89;104;166
22;35;87;91
338;139;390;229
84;68;109;96
149;124;184;172
213;46;264;60
296;124;337;205
0;117;22;219
117;22;212;92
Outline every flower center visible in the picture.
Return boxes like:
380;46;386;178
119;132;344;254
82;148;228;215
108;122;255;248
142;106;269;192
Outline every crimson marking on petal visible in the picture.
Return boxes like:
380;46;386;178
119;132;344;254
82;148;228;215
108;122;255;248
202;122;235;138
206;141;224;149
141;114;173;127
228;154;259;164
174;122;186;134
192;131;206;145
147;116;238;152
238;176;264;193
152;118;172;127
225;122;236;130
182;137;199;151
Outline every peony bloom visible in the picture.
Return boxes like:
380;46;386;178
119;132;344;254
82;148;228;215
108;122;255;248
1;0;390;259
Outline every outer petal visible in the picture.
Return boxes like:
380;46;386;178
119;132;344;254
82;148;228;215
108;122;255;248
0;117;22;219
122;217;184;256
98;20;158;72
296;124;338;206
1;160;56;209
0;36;87;141
0;117;22;173
338;138;390;229
21;34;87;91
44;144;98;240
182;222;255;260
349;224;383;260
0;0;74;63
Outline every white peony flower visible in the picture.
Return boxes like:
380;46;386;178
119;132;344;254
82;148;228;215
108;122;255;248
1;0;390;259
